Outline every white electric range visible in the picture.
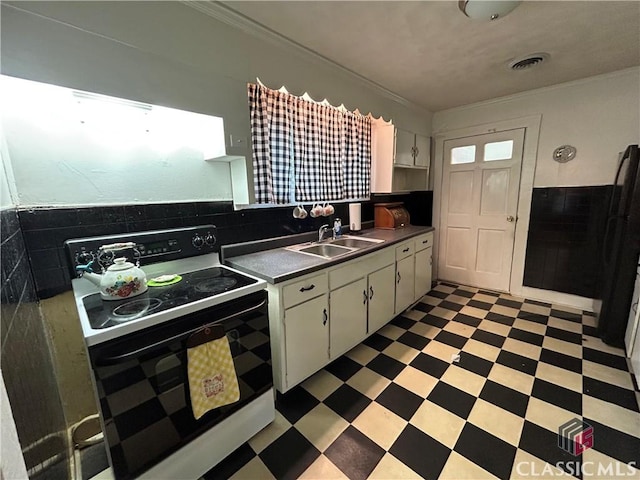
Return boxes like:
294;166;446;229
66;225;274;480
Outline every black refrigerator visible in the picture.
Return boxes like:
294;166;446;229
598;144;640;347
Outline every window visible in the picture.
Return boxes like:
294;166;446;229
248;83;371;205
451;145;476;164
484;140;513;161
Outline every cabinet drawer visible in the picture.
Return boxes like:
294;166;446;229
329;248;395;289
414;232;433;252
395;241;414;260
283;273;328;309
329;259;367;290
369;247;396;272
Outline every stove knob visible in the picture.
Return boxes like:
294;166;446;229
204;233;216;247
76;251;94;265
192;234;204;249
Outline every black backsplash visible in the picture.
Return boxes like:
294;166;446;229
523;186;611;298
18;194;433;299
1;208;70;478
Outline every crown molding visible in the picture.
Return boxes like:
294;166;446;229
436;66;640;115
182;1;427;113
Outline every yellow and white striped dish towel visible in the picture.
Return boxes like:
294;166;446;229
187;334;240;420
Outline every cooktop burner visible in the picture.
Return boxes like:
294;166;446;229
112;297;163;321
195;277;237;294
82;266;258;329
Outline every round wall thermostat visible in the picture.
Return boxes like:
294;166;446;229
553;145;577;163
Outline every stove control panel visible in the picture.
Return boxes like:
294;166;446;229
65;225;218;275
192;231;217;249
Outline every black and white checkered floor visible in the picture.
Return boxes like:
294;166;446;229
203;282;640;480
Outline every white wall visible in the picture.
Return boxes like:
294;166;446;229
0;1;431;207
431;68;640;308
1;153;14;209
1;128;17;209
433;68;640;188
0;75;233;206
1;373;29;480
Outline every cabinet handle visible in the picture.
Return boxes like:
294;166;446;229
422;240;429;244
397;271;401;284
369;286;374;300
414;147;419;157
363;290;368;304
300;284;315;292
402;247;410;253
322;308;328;325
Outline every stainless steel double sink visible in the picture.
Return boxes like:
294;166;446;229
285;235;385;259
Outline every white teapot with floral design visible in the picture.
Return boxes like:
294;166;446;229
79;257;148;301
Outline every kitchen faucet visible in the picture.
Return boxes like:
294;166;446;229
318;224;330;243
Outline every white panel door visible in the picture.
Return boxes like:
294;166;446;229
439;129;524;291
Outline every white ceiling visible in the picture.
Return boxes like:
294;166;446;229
219;1;640;112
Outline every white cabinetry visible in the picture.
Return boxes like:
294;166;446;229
413;133;430;168
394;129;430;168
395;241;415;314
394;129;416;167
284;294;329;388
371;119;430;193
368;264;396;333
330;278;368;360
268;231;434;392
278;273;329;389
329;248;395;358
414;232;434;302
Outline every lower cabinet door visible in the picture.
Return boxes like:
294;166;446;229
368;264;396;333
395;256;415;314
284;294;329;388
329;278;367;360
414;246;433;302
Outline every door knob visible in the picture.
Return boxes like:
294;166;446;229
507;215;515;222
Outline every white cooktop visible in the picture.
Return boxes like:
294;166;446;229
71;253;267;346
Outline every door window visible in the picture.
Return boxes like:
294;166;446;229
484;140;514;161
451;145;476;164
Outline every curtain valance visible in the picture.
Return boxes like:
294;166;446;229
248;83;371;204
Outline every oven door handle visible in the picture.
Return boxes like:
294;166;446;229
95;298;267;366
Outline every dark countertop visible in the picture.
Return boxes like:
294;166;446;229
222;225;435;284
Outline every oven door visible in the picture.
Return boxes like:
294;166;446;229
87;290;271;480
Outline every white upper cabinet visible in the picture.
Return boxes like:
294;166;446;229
371;119;430;193
414;133;430;168
394;129;416;167
394;129;430;169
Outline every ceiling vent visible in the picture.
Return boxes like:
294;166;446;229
508;53;550;71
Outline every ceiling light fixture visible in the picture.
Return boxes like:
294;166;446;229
458;0;522;20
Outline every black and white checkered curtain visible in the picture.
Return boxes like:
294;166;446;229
249;83;371;204
343;112;371;199
293;98;344;202
249;83;292;204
